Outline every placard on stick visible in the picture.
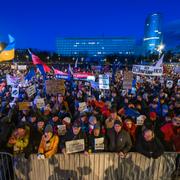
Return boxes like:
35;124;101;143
46;80;65;95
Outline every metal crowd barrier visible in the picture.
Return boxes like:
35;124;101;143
1;152;179;180
0;152;14;180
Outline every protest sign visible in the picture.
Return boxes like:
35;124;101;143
123;71;133;90
46;80;65;95
177;79;180;87
78;102;87;112
166;80;173;89
18;65;27;70
132;65;163;76
99;74;109;89
94;137;104;150
65;139;85;154
26;85;36;97
11;87;19;98
57;125;66;136
19;102;31;110
35;98;45;109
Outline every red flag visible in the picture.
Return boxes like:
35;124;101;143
31;53;51;73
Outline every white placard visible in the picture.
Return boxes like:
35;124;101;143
35;98;45;109
79;102;87;112
65;139;85;154
94;137;104;150
11;87;19;98
177;79;180;86
18;65;27;70
166;80;173;89
99;74;109;89
26;85;36;97
57;125;66;135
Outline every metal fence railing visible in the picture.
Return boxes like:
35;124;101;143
13;152;180;180
0;152;14;180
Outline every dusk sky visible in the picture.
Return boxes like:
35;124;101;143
0;0;180;51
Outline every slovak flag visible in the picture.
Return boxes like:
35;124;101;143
28;50;51;75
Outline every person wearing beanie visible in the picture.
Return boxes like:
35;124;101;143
88;123;106;153
88;115;98;134
60;121;88;155
106;120;132;158
38;124;59;159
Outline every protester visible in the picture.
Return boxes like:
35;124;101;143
106;120;132;157
38;124;59;159
7;124;30;155
136;129;164;159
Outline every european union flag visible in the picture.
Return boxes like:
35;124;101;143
25;68;35;81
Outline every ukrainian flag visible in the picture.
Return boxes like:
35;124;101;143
0;35;15;62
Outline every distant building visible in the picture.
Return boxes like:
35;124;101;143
56;37;136;57
143;13;163;54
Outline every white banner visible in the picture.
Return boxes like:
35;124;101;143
99;74;109;89
26;85;36;97
65;139;85;154
132;65;163;76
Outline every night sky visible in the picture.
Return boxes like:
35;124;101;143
0;0;180;51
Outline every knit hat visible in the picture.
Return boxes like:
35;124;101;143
114;120;122;126
89;115;97;124
149;112;157;119
72;121;81;128
44;124;53;133
63;117;71;124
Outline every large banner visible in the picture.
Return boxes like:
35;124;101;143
46;80;65;95
99;74;109;89
65;139;85;154
132;65;163;76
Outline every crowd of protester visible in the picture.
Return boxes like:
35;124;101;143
0;63;179;165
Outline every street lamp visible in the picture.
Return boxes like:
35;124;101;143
157;44;165;56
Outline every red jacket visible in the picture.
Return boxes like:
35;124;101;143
160;123;175;142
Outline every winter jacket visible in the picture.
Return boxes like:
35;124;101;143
136;135;164;159
38;134;59;158
106;129;132;153
7;126;30;154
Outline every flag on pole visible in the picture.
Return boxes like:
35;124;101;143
75;58;78;68
25;68;36;81
0;35;15;62
28;50;51;75
154;54;164;67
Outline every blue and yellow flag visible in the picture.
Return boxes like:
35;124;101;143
0;35;15;62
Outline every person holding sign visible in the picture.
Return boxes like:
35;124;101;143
106;120;132;158
38;124;59;159
88;123;106;153
61;121;88;155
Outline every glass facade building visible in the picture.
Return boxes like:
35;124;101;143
56;37;135;57
143;13;163;54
